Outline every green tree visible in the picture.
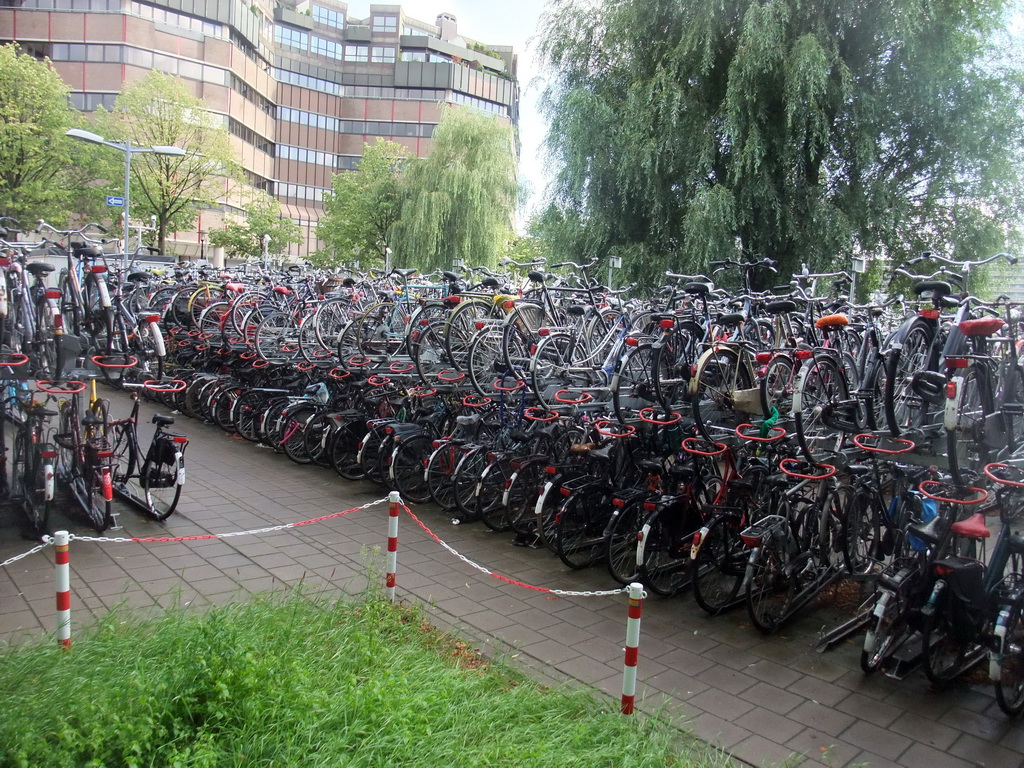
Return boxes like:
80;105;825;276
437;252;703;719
0;44;111;225
208;189;302;262
536;0;1024;287
314;139;405;269
95;71;240;254
394;106;518;271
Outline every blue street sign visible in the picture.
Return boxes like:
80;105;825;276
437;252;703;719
106;195;124;207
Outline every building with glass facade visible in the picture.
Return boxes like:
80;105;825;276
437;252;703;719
0;0;520;261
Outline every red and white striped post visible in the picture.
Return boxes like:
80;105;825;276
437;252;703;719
54;530;71;648
385;491;401;602
621;582;644;714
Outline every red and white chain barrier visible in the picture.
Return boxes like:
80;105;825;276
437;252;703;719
54;530;71;649
621;582;645;714
388;495;643;715
385;491;400;603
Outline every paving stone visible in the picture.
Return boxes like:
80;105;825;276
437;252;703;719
739;681;805;716
899;741;975;768
728;733;802;768
687;686;757;722
839;719;913;761
947;732;1024;768
835;691;904;728
734;705;804;743
786;700;857;737
785;727;862;768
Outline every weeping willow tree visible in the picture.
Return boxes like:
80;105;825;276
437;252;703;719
537;0;1024;287
394;106;518;271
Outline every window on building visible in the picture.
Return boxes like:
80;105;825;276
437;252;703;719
312;5;344;29
400;51;426;62
310;36;343;60
371;46;395;63
344;45;368;63
274;25;309;51
402;24;429;36
372;15;397;33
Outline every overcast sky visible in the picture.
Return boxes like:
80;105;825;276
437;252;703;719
357;0;554;226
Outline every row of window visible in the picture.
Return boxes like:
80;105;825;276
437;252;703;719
277;144;337;168
312;5;343;30
49;43;230;86
400;51;459;64
277;107;436;139
274;25;309;51
69;91;117;111
129;1;223;38
277;182;328;203
273;68;341;96
0;0;119;9
227;117;274;156
449;91;510;118
273;68;446;102
230;73;274;116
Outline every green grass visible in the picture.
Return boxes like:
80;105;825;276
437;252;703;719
0;590;733;768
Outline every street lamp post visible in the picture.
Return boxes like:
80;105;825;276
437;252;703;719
65;128;185;265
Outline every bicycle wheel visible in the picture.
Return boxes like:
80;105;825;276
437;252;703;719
11;431;50;537
840;486;882;576
640;505;697;596
995;605;1024;715
692;515;747;616
946;366;990;483
611;343;658;422
507;458;547;540
759;353;796;418
255;313;298;362
391;433;434;505
606;498;646;585
452;445;487;522
331;421;365;480
652;321;702;413
281;404;319;465
444;299;492;372
142;438;183;521
691;346;754;441
556;484;611;570
792;355;849;463
425;442;460;510
746;538;796;634
358;427;390;485
501;302;546;373
477;455;514;532
884;321;932;435
110;423;142;503
34;303;63;380
921;593;970;686
82;457;112;532
531;332;593;409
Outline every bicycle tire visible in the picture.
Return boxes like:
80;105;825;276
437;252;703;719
142;437;183;521
425;442;460;510
331;421;366;480
946;366;991;483
452;444;487;522
746;535;796;634
639;504;697;596
691;345;755;441
995;605;1024;715
884;321;933;435
611;343;659;422
477;454;514;531
11;431;49;538
605;497;646;585
111;423;143;504
792;354;849;463
390;432;434;505
556;483;612;570
692;515;747;616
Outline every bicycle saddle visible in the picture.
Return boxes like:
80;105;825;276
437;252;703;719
684;282;713;296
764;300;798;315
152;414;175;426
717;311;746;326
26;262;55;276
913;280;952;299
393;268;417;278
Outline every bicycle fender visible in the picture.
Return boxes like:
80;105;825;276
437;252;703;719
637;522;651;567
690;524;711;560
944;376;964;431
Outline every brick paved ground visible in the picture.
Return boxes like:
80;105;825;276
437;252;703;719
1;389;1022;768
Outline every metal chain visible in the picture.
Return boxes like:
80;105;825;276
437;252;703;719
0;538;54;568
72;496;389;545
